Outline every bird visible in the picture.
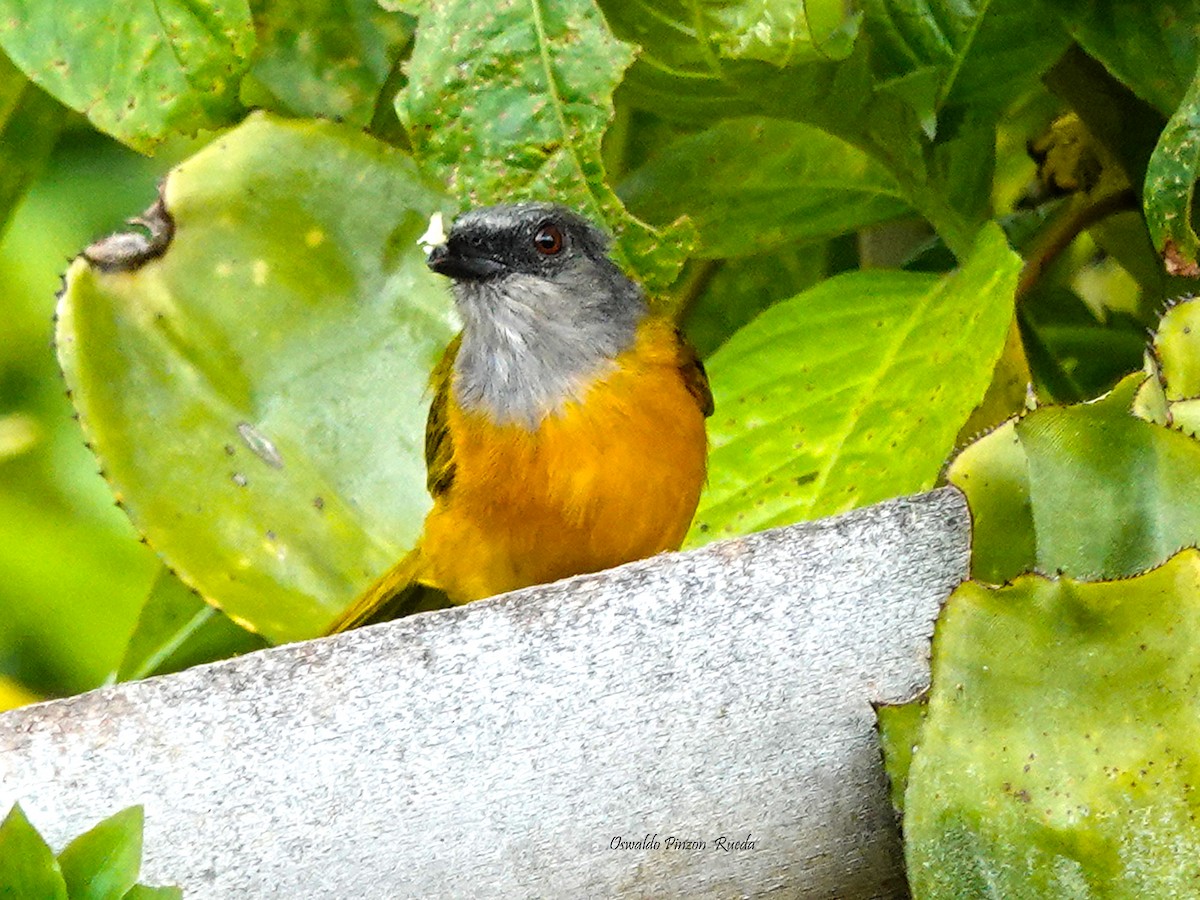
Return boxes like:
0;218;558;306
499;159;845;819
327;202;712;632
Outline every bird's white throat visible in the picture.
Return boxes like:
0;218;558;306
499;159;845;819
451;273;642;428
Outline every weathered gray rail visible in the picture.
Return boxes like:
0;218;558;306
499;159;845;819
0;487;969;898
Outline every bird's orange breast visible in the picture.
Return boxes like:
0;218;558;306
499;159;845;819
418;317;708;603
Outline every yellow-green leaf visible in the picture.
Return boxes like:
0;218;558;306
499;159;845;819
690;223;1019;544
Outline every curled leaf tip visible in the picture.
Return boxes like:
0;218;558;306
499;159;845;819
83;194;175;273
1162;238;1200;277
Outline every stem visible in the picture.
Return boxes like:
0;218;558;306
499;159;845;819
1015;188;1139;302
1017;306;1084;404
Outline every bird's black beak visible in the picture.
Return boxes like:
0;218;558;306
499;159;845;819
426;242;507;280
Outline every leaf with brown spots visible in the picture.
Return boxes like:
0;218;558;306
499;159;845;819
898;551;1200;897
0;0;254;151
398;0;693;292
57;114;459;641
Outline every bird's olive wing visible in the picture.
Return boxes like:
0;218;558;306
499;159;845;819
425;334;461;498
676;329;715;418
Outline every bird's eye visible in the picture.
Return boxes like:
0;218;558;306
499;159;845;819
533;224;563;255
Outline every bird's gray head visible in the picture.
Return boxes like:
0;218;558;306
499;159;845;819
427;203;647;427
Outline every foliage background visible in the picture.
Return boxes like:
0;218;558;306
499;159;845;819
4;0;1200;894
0;128;166;700
0;0;1189;698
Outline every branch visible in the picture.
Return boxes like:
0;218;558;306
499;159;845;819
1015;188;1139;303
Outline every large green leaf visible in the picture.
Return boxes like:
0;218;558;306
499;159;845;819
903;551;1200;898
602;0;890;146
863;0;1068;126
600;0;996;255
688;222;1019;544
1144;60;1200;276
0;53;65;239
706;0;860;67
928;113;999;232
953;372;1200;585
1017;377;1200;580
681;243;828;358
0;805;67;900
246;0;414;127
1056;0;1200;117
618;116;910;259
399;0;691;291
945;418;1035;584
57;806;143;900
57;114;458;642
608;0;1064;162
0;1;254;151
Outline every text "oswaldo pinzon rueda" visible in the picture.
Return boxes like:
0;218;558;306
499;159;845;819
610;834;756;851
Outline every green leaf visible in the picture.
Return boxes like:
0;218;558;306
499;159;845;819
0;54;66;239
0;805;68;900
863;0;1068;123
597;0;759;124
122;887;183;900
246;0;415;127
57;807;142;900
904;551;1200;898
601;1;987;254
618;116;910;259
1153;297;1200;401
945;418;1035;584
1019;374;1200;581
603;0;1064;253
957;371;1200;585
0;675;37;713
0;1;254;152
116;567;268;682
1144;60;1200;276
398;0;691;291
707;0;861;67
876;697;926;816
602;1;882;138
958;297;1200;586
1056;0;1200;116
688;222;1019;544
56;113;458;642
681;244;828;359
929;114;998;230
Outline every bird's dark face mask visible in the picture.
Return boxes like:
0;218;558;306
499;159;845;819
427;203;647;427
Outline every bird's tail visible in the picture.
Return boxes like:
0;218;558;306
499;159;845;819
325;548;449;634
